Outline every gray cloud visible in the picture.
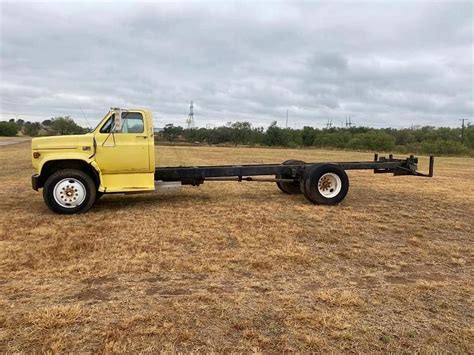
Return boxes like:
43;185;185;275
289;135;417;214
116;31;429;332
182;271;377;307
1;1;473;129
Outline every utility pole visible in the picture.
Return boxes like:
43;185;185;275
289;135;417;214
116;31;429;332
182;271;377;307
460;118;469;142
186;100;195;129
325;119;333;129
345;116;353;128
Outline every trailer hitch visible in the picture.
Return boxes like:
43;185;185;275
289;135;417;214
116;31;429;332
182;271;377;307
373;154;434;177
410;155;434;177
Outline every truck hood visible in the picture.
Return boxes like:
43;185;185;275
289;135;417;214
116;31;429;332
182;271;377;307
32;134;94;151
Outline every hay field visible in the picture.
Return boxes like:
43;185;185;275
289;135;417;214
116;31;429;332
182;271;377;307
1;142;473;352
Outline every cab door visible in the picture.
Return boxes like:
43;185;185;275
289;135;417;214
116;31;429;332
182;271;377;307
94;111;151;174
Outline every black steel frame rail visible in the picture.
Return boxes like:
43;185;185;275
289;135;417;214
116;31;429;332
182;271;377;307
154;155;434;185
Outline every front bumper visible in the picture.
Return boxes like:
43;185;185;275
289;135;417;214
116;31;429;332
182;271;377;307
32;174;40;191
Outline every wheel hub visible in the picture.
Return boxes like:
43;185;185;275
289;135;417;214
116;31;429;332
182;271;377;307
53;178;86;208
317;172;342;198
318;176;333;191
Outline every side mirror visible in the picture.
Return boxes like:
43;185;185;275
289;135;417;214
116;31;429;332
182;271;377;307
112;108;122;132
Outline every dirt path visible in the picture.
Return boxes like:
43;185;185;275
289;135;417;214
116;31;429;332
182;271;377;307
0;137;31;146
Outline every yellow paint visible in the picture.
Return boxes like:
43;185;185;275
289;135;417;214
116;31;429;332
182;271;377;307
100;173;155;193
31;108;156;193
31;134;95;172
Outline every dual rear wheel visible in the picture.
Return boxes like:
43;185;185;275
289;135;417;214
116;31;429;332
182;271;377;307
301;164;349;205
276;160;305;195
276;161;349;205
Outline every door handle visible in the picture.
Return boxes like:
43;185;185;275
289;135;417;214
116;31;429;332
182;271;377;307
136;135;147;139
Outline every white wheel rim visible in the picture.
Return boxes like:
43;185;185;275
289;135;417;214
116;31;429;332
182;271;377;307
317;173;342;198
53;178;86;208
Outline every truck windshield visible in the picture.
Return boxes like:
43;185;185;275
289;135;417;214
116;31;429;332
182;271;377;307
99;117;113;133
93;112;111;132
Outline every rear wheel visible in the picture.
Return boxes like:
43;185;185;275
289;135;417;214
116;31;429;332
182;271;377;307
43;169;97;214
302;164;349;205
276;159;304;194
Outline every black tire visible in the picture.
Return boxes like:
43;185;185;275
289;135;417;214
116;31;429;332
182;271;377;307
43;169;97;214
302;164;349;205
276;159;305;194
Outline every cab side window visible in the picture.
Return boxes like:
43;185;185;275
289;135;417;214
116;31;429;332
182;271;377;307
120;113;144;133
99;112;144;134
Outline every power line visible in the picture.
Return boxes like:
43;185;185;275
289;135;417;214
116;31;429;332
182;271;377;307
78;104;93;129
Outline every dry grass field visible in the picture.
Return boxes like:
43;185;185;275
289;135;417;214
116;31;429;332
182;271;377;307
1;142;473;352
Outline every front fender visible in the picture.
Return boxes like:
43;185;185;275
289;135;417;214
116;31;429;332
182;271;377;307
32;153;103;191
35;152;95;176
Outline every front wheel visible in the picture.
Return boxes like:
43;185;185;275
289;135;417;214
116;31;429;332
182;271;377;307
43;169;97;214
302;164;349;205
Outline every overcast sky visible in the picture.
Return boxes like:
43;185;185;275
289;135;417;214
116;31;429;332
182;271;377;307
0;1;473;129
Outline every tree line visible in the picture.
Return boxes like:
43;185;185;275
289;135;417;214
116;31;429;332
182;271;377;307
0;117;86;137
160;121;474;156
1;116;472;156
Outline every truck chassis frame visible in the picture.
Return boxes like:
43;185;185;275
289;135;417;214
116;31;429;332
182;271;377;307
32;153;434;213
155;154;434;184
154;154;434;205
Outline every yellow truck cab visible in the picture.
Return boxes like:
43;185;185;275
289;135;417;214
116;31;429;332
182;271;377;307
32;108;156;213
31;107;433;214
